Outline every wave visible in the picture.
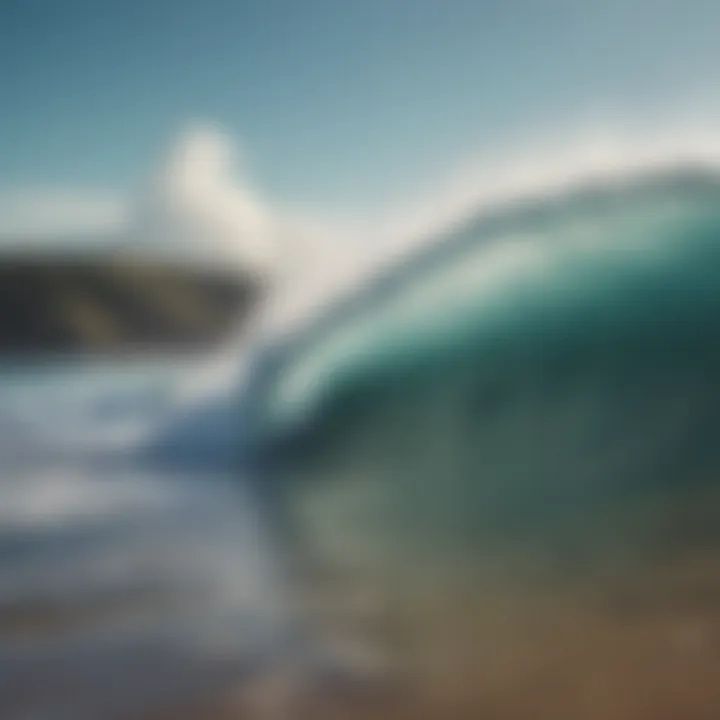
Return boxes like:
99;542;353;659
256;165;720;435
246;163;720;716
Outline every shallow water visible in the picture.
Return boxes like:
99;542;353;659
0;361;291;719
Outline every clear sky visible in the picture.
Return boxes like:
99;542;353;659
2;0;720;248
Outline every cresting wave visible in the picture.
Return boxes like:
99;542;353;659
256;165;720;432
248;164;720;718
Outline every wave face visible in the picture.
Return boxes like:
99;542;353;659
253;168;720;718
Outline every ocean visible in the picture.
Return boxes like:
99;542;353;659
5;166;720;718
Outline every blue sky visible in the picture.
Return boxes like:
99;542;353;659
2;0;720;257
3;1;720;199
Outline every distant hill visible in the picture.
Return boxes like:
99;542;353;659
0;250;262;355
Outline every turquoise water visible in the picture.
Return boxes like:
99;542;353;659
257;168;720;550
261;170;720;436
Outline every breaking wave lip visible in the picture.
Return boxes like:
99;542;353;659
260;119;720;339
304;162;720;328
254;162;720;436
264;161;720;347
